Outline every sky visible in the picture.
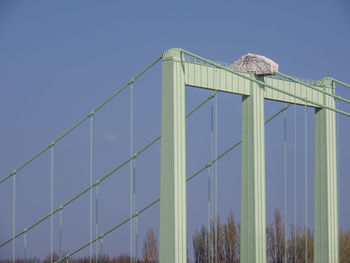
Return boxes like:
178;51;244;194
0;0;350;260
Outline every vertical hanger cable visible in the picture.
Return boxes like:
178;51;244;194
95;184;99;263
24;230;27;262
336;87;341;249
294;100;297;263
130;84;137;262
214;93;218;263
50;147;54;263
59;208;63;260
283;110;287;263
304;105;308;263
89;116;93;263
12;173;16;263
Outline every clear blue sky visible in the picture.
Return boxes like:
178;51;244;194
1;0;350;260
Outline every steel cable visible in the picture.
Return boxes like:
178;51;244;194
332;78;350;89
304;105;308;263
0;56;162;185
129;84;137;263
89;117;93;263
95;184;99;263
181;49;350;118
284;110;287;263
276;72;350;105
24;232;27;262
59;209;63;260
55;103;291;263
12;175;16;263
0;89;217;249
214;92;218;263
50;147;54;263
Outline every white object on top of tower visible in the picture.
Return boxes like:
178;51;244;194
231;53;279;75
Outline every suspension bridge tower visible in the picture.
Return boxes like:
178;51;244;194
159;48;339;263
1;48;347;263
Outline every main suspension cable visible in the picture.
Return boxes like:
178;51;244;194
0;90;218;249
54;103;291;263
0;55;162;185
276;72;350;105
180;49;350;118
332;78;350;89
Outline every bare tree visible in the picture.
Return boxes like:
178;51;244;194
339;230;350;263
142;227;158;263
193;226;208;263
287;225;303;263
286;225;314;263
193;212;239;263
266;208;315;263
305;228;314;263
223;212;239;263
267;208;285;263
5;211;350;263
207;216;226;263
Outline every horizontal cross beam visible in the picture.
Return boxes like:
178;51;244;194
184;60;329;107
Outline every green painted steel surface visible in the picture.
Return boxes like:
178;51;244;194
159;48;187;263
0;69;217;251
184;58;334;108
276;72;350;105
3;48;349;263
332;78;350;89
52;86;233;263
181;49;350;117
314;78;339;263
53;102;290;263
240;74;267;263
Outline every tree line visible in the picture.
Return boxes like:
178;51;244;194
0;228;158;263
1;209;349;263
193;209;350;263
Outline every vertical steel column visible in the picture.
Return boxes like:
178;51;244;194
240;74;266;263
159;48;187;263
314;78;339;263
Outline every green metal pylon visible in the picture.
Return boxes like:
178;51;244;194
240;74;267;263
159;48;187;263
314;78;339;263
